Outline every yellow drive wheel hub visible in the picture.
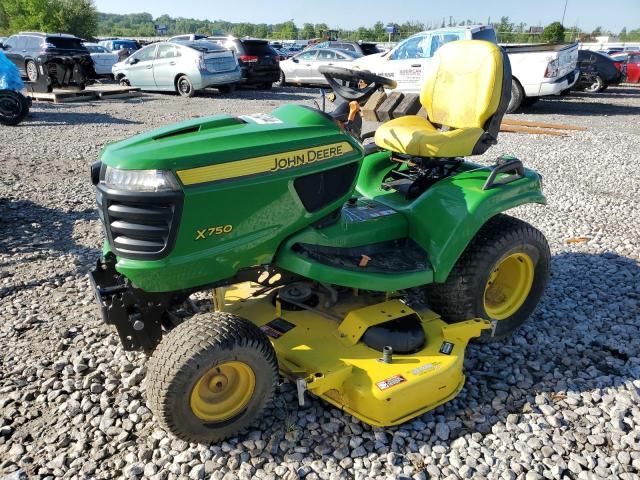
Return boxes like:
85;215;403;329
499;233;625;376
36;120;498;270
484;252;535;320
190;361;256;422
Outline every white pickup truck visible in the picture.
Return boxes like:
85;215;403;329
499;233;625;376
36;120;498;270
351;25;579;113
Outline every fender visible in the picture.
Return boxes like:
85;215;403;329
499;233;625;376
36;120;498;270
357;151;546;283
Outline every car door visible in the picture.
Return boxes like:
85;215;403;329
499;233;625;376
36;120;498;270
290;50;318;82
311;49;338;84
384;33;431;91
627;55;640;83
125;44;157;88
153;44;181;89
2;36;26;73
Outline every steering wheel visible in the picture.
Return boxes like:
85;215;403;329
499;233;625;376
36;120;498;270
319;66;397;102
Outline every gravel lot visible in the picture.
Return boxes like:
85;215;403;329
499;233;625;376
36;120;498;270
1;85;639;480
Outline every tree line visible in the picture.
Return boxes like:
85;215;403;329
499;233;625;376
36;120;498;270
1;2;639;44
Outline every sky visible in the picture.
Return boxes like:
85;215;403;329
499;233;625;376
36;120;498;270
93;0;640;32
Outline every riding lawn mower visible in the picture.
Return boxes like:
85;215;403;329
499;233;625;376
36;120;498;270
89;40;550;442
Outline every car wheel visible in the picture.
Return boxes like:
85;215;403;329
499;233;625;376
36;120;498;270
278;71;287;87
146;312;278;443
425;214;550;342
118;77;130;87
506;78;524;113
584;75;605;93
176;75;195;98
25;60;38;82
218;84;236;94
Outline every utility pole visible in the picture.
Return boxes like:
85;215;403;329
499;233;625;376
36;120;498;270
561;0;568;25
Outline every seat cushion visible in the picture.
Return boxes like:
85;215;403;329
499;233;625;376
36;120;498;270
374;115;484;158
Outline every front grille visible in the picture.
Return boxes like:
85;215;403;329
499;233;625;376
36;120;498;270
96;185;183;260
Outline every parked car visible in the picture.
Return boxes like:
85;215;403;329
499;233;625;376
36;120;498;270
0;32;95;88
208;37;279;88
611;51;640;83
113;41;241;97
83;42;119;77
311;41;380;56
350;25;578;113
575;50;622;92
279;48;362;86
168;34;209;43
99;39;141;57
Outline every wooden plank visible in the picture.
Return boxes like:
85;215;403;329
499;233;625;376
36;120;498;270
362;90;386;122
27;90;98;103
502;118;586;131
392;93;421;118
500;125;567;136
376;91;404;122
97;88;142;100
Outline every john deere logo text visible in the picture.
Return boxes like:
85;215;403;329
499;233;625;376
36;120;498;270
270;144;345;172
176;141;354;186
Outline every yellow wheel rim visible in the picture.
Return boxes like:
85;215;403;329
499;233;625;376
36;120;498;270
484;252;535;320
190;361;255;422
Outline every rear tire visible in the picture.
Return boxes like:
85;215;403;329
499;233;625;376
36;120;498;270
506;78;524;113
176;75;195;97
118;76;130;87
146;312;278;443
585;75;605;93
425;215;550;341
25;60;38;82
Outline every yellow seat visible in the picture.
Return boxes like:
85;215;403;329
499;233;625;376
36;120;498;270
375;40;511;158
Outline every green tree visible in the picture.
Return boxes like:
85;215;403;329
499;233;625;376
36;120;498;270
2;0;98;38
301;23;315;39
619;27;627;41
495;16;514;42
540;21;565;43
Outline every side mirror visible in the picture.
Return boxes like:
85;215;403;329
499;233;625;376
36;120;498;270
292;57;299;63
129;57;139;64
0;43;6;50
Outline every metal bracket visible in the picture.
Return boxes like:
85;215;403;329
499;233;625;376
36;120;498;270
296;378;307;406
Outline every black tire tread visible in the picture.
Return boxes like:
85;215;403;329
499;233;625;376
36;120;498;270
425;214;550;339
146;312;278;443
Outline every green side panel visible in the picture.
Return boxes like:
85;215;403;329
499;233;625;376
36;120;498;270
101;105;365;292
274;198;433;290
356;153;546;284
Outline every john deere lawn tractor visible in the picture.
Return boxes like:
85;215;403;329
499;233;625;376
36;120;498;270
89;40;550;443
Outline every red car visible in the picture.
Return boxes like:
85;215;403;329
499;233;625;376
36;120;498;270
610;51;640;83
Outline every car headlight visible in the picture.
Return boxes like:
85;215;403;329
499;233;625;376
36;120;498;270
102;166;181;192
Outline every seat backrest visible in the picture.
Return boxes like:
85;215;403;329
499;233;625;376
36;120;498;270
420;40;510;131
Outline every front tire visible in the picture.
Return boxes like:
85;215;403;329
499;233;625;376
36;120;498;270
146;312;278;443
278;71;287;87
0;90;30;126
25;60;38;82
425;215;550;340
176;75;195;97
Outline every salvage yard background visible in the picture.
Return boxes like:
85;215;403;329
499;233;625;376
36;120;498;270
1;86;639;480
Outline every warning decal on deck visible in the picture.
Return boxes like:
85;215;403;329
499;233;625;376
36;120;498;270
260;318;296;339
376;374;407;391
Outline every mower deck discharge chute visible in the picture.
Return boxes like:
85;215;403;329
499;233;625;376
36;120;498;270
89;40;550;442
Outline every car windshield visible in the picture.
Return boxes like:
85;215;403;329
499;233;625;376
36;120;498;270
45;37;84;49
85;45;108;53
242;41;274;56
186;41;226;53
114;41;139;50
336;49;363;59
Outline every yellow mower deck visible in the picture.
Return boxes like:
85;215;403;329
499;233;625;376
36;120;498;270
220;283;491;427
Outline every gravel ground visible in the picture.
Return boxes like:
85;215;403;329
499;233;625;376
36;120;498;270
1;85;639;480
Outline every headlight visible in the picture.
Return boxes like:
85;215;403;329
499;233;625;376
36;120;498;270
102;166;181;192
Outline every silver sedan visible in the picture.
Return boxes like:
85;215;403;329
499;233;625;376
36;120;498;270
279;48;362;86
112;41;241;97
